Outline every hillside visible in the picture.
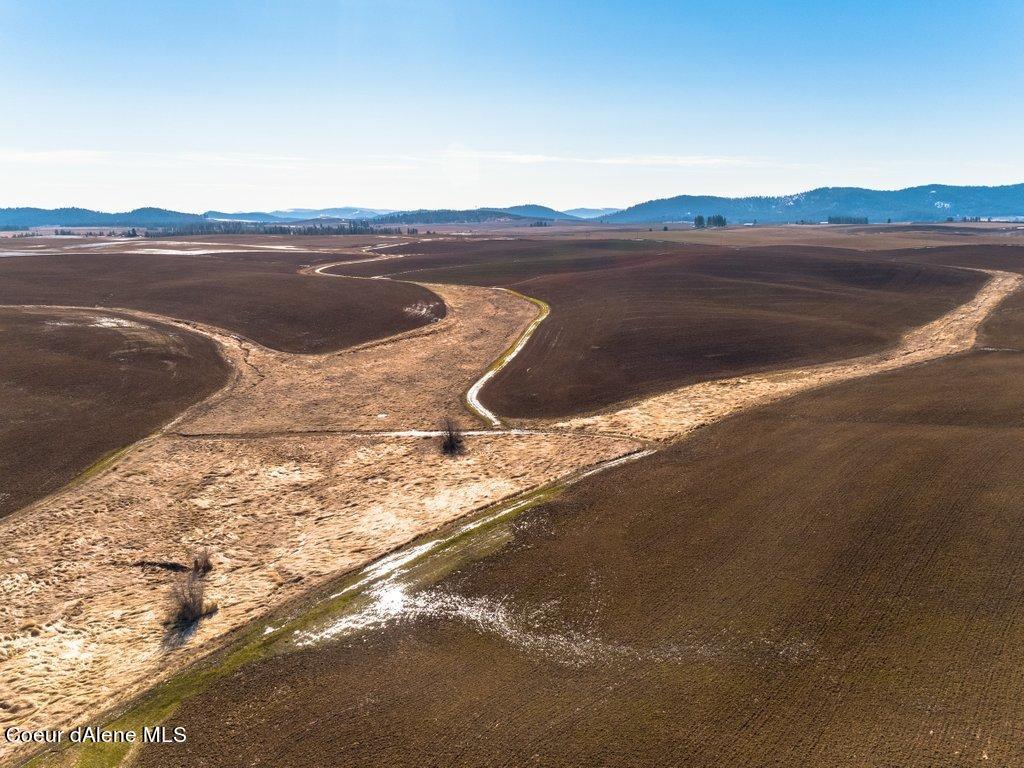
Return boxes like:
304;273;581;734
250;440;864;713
499;204;580;220
564;207;621;218
0;207;205;228
374;208;531;224
203;211;290;223
270;207;393;219
602;184;1024;223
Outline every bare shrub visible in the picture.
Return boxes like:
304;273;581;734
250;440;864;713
168;573;209;628
191;546;212;575
440;417;465;456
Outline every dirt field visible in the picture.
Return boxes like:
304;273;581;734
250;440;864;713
5;231;1024;768
330;239;985;417
594;222;1024;250
557;269;1019;439
138;316;1024;768
0;307;228;517
0;251;443;353
0;280;641;766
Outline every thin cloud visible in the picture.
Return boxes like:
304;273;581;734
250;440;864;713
439;148;796;169
0;148;112;165
0;146;798;172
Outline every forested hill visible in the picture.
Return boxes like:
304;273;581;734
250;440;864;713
373;208;532;224
601;184;1024;223
0;207;205;228
7;185;1024;229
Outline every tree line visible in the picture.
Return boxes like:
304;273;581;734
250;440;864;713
144;221;407;237
694;214;727;228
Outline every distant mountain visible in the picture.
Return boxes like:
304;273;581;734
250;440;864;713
9;184;1024;230
498;204;580;221
374;208;532;224
564;207;621;219
601;184;1024;224
0;206;204;228
270;207;394;220
203;210;289;223
0;206;395;229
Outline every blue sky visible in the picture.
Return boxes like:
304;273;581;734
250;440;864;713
2;0;1022;211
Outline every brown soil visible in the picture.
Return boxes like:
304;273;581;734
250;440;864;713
4;232;1022;768
591;222;1024;250
0;251;443;353
0;307;229;517
556;269;1020;440
0;282;638;766
329;239;985;418
139;299;1024;768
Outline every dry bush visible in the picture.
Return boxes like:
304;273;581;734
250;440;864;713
168;572;211;628
191;546;213;575
440;417;465;456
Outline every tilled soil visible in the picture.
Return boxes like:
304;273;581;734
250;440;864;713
138;348;1024;768
554;269;1019;439
0;307;229;517
0;251;444;353
330;239;987;417
6;235;1022;768
0;281;640;766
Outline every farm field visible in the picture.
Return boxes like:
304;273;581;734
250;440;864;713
0;251;444;353
0;307;228;517
137;320;1024;768
331;238;986;417
594;221;1024;250
2;230;1022;768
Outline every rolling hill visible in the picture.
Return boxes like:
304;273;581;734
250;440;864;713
601;184;1024;224
373;208;532;224
270;207;394;219
499;205;580;220
564;207;621;219
0;207;205;229
7;184;1024;230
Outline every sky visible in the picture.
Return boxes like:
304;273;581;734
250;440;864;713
2;0;1023;212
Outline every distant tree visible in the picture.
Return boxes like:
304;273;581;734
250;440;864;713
694;215;706;229
662;225;669;231
707;214;727;227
